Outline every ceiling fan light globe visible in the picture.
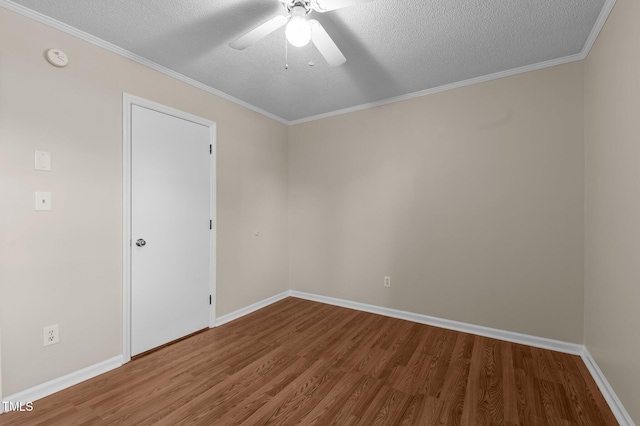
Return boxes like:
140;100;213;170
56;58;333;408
286;15;312;47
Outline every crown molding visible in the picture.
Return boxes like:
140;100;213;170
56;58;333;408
0;0;290;125
0;0;617;126
581;0;617;58
289;0;617;125
289;53;585;125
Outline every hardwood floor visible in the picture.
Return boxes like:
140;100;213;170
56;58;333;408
1;298;617;425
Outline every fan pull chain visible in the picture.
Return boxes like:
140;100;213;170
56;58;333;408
285;37;289;70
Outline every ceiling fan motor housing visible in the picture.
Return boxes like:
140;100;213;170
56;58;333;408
232;0;354;66
287;1;312;14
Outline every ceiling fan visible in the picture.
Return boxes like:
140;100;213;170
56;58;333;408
229;0;373;67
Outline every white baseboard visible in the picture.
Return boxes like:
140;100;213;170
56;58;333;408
0;292;289;414
289;290;583;354
1;292;633;424
580;348;635;426
1;355;123;409
289;290;633;425
215;290;290;326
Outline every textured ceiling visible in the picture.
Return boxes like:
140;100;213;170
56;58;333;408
6;0;608;122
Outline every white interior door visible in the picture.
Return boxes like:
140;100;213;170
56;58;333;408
131;104;211;356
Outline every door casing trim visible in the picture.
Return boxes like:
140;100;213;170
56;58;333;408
122;93;217;363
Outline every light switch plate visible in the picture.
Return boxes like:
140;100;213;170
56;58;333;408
35;151;52;171
35;192;52;211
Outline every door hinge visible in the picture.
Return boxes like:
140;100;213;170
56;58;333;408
209;295;212;305
210;144;212;154
210;220;212;230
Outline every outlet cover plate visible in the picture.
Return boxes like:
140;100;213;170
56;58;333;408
35;192;52;211
43;324;59;346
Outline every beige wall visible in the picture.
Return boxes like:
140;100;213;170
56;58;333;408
585;0;640;422
3;1;637;420
289;62;585;343
0;8;288;396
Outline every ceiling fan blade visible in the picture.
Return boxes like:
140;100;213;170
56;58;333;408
229;15;288;50
313;0;374;13
310;20;346;66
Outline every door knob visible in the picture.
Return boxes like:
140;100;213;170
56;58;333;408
136;239;146;247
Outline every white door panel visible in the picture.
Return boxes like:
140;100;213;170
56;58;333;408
131;105;210;356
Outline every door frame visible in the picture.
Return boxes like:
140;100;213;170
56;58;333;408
122;93;217;363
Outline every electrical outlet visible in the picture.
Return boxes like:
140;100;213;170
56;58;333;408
43;324;59;346
384;276;391;287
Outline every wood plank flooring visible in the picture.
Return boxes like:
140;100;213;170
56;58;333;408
1;298;617;425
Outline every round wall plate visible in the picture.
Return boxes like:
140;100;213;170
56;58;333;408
45;49;69;67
